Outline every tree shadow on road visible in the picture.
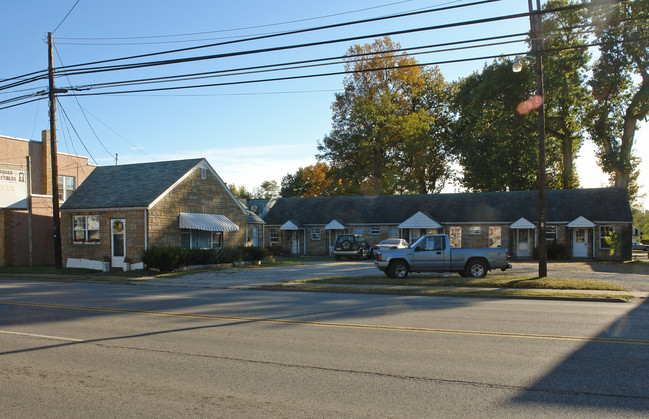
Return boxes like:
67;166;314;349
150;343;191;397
510;297;649;412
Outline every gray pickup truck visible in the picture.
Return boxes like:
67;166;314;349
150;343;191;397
374;234;511;279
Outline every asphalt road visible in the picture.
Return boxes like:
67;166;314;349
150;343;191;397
139;259;649;291
1;279;649;417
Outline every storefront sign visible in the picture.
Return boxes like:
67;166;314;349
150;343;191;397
0;167;28;208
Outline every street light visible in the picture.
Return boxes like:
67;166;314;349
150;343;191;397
512;56;523;73
514;0;547;278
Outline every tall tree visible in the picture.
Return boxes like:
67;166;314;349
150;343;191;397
542;0;592;189
252;180;280;199
588;0;648;198
317;36;455;195
280;163;339;197
452;59;564;191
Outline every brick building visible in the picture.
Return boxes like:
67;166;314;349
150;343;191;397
0;131;95;266
255;188;633;261
60;158;249;270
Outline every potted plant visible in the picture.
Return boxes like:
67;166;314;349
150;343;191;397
123;257;131;272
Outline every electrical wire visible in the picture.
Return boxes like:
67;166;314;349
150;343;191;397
54;0;506;71
57;99;98;164
52;0;81;33
53;0;420;42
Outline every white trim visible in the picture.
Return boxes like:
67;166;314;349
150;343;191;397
567;216;596;228
398;211;442;229
325;219;347;230
281;220;302;230
510;217;536;229
148;159;249;215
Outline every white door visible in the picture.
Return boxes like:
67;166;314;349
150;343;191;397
517;229;530;257
111;218;126;268
252;226;259;247
291;231;298;254
573;228;588;258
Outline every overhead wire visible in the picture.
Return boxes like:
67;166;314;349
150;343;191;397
57;99;98;164
53;0;421;42
53;0;505;70
54;43;115;160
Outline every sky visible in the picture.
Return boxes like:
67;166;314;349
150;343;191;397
1;0;647;208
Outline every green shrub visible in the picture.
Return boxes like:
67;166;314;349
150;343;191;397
242;246;268;261
266;245;283;256
546;240;569;260
142;246;182;272
219;247;243;263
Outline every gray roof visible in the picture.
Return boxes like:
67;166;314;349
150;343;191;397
262;188;632;225
61;158;203;209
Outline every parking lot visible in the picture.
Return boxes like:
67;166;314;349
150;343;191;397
139;258;649;292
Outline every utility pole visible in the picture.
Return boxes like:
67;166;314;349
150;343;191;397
528;0;547;278
48;32;64;269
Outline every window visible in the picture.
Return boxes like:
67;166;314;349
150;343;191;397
469;226;482;235
449;226;462;248
58;176;75;202
270;229;279;246
488;226;502;248
211;231;223;249
201;168;207;179
73;215;99;243
180;232;191;249
353;227;364;235
546;225;557;242
388;227;399;238
369;227;381;235
421;236;445;251
311;227;321;241
600;225;614;249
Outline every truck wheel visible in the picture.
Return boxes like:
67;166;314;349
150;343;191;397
341;240;352;250
388;261;409;279
465;260;487;278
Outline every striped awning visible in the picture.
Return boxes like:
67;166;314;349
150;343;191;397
179;212;239;232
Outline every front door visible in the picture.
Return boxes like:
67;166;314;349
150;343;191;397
111;219;126;268
517;229;530;257
252;226;259;247
573;228;588;258
291;231;299;254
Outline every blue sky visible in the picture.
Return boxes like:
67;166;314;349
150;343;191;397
1;0;647;207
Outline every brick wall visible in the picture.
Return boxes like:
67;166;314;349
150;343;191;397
148;168;247;248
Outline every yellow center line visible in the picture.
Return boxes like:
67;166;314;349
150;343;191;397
2;300;647;346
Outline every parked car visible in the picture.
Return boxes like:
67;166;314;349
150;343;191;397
632;241;649;251
372;238;409;253
333;234;372;260
374;234;511;278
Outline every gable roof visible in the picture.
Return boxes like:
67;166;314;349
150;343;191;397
61;158;205;210
262;188;632;225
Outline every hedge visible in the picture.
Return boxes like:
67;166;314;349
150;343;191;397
142;246;269;272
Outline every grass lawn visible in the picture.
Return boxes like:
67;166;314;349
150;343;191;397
294;274;626;291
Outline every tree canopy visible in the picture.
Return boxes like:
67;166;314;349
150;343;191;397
317;36;455;195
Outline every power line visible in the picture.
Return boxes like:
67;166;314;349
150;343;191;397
52;0;81;34
54;0;419;42
67;33;530;92
54;0;505;70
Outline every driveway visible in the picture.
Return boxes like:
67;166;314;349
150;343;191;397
137;259;649;292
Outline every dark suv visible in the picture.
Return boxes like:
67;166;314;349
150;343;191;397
333;234;371;260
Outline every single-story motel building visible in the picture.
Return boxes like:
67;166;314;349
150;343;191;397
254;188;633;261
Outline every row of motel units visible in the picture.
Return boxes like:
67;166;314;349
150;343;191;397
0;140;634;268
252;188;633;261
